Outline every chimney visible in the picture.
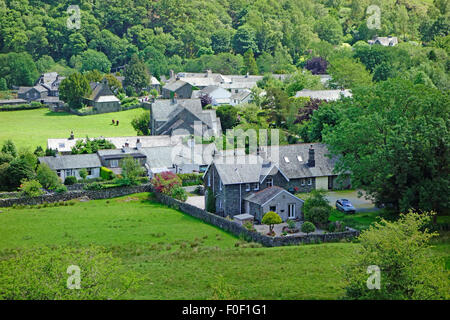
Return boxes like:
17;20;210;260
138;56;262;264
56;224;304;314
206;69;212;77
169;70;175;80
308;145;315;167
245;72;249;78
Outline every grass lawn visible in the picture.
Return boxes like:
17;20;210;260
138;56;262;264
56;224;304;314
0;108;147;150
0;193;447;299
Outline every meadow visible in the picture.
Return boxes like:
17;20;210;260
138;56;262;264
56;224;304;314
0;108;147;150
0;193;447;299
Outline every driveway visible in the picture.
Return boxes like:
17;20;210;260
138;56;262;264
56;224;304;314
186;196;205;210
325;190;378;213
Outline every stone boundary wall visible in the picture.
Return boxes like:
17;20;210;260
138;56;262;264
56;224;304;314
0;184;152;207
154;192;360;247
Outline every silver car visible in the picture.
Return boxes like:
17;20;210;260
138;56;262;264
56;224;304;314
336;199;356;214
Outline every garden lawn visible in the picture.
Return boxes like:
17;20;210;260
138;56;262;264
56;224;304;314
0;108;147;150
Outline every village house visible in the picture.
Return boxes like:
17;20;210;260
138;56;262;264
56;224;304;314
203;143;350;218
84;79;121;113
17;72;65;107
38;154;102;181
192;85;232;105
149;98;222;137
368;36;398;46
161;80;193;99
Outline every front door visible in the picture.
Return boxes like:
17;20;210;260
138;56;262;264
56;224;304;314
288;204;295;219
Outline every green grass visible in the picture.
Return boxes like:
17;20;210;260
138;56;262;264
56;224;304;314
0;108;146;150
0;193;447;299
329;209;382;231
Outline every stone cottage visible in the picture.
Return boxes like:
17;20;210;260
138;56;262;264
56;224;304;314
161;80;193;99
85;79;121;113
38;154;102;181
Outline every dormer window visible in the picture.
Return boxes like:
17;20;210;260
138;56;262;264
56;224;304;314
266;178;273;187
253;183;259;191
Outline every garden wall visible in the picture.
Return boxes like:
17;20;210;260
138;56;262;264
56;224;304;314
0;184;152;207
153;192;360;247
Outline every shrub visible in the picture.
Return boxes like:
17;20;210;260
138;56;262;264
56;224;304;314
36;163;60;190
177;173;203;186
344;211;450;300
206;187;216;213
19;180;44;198
286;219;296;229
328;222;337;232
301;221;316;234
304;206;331;227
151;171;182;195
83;182;104;190
0;103;45;112
170;186;187;202
120;156;145;185
54;185;67;194
79;168;88;181
243;221;256;232
64;176;77;185
100;167;114;180
262;211;282;234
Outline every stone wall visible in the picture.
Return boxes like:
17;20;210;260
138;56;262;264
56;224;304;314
0;184;152;207
153;192;360;247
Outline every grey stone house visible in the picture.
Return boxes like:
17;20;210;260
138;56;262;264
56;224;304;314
84;79;121;113
17;72;65;106
38;154;102;181
97;148;147;175
245;186;304;222
203;143;350;217
162;80;193;99
149;98;222;137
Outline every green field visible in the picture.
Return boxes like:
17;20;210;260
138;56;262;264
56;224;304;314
0;193;447;299
0;108;147;150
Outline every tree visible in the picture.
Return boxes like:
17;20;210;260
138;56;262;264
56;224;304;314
261;211;282;235
211;29;233;54
79;168;88;181
59;72;91;109
5;158;35;189
314;16;343;45
104;74;123;93
328;57;372;88
301;221;316;235
84;70;103;83
71;138;115;154
232;25;258;55
324;79;449;215
344;211;449;299
302;190;332;227
0;77;7;90
216;105;239;130
80;49;111;73
305;57;328;75
123;54;150;94
131;112;150;136
120;156;145;185
0;52;39;87
299;102;340;142
1;139;17;158
243;49;258;75
206;187;216;213
200;93;213;107
36;163;60;190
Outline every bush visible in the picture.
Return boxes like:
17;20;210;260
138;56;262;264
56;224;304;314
36;163;60;190
206;187;216;213
0;103;46;112
170;186;188;202
304;206;331;228
328;222;336;232
177;173;203;186
54;185;68;194
19;180;44;198
286;219;296;229
83;182;104;190
151;171;182;195
100;167;114;180
64;176;77;185
262;211;282;234
344;211;450;300
301;221;316;234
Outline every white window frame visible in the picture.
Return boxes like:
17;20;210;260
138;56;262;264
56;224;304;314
308;178;312;186
245;183;250;191
254;183;259;191
288;203;296;219
219;179;223;191
266;178;273;187
207;174;211;187
110;159;119;168
301;178;305;186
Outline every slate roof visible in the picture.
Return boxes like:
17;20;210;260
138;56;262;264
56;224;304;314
244;186;286;205
97;148;146;160
39;154;101;170
163;80;189;92
265;143;337;179
87;81;120;102
295;89;352;101
212;154;265;185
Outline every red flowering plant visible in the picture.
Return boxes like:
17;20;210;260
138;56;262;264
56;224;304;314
151;171;182;195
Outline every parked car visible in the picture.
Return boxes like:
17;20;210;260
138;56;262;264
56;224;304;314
336;199;356;214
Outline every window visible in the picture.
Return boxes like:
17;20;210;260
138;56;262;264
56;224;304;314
284;156;290;163
253;183;259;191
297;155;303;162
56;170;61;177
269;206;276;213
245;183;250;191
87;168;92;176
301;178;305;186
219;199;222;209
110;160;119;168
219;179;223;191
307;178;312;185
207;174;211;187
266;178;273;187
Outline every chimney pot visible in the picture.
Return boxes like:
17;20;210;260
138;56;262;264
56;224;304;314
308;145;315;168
